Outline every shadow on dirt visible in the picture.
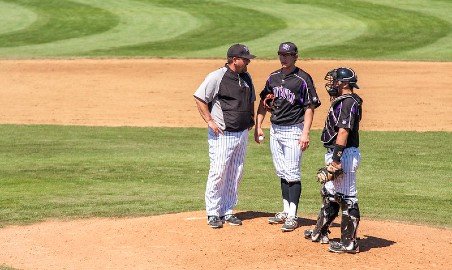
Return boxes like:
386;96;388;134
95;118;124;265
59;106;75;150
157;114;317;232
236;211;396;252
328;235;396;252
358;235;396;252
236;211;317;226
236;211;273;220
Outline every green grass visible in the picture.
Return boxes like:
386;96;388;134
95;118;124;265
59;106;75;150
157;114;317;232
0;125;450;228
0;0;118;47
0;0;450;60
88;0;286;57
290;0;450;59
0;265;17;270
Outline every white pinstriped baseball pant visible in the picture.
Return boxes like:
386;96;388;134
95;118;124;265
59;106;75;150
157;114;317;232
205;128;249;217
270;123;304;182
324;147;361;202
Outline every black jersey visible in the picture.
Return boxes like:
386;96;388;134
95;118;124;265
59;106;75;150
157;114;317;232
259;67;321;125
321;93;363;148
194;65;255;132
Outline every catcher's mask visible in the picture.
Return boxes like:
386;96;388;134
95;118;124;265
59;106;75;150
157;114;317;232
324;67;359;97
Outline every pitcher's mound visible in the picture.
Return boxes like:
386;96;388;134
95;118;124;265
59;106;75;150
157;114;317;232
0;211;450;269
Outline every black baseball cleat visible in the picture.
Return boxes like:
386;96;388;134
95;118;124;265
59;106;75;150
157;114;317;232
222;214;242;226
328;241;359;254
207;216;223;229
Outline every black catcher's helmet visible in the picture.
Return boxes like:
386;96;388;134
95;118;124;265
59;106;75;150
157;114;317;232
325;67;359;96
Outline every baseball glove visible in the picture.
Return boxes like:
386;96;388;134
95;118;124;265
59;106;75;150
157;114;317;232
316;163;343;184
263;93;275;112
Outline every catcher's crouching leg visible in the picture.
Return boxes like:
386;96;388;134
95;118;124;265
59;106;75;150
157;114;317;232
340;199;360;246
304;193;339;243
329;199;360;253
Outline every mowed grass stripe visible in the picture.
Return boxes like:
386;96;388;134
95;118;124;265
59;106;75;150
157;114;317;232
0;125;450;228
290;0;450;59
0;0;119;47
363;0;452;61
88;0;286;57
0;1;37;35
0;0;200;57
77;0;451;59
0;0;450;60
187;0;368;58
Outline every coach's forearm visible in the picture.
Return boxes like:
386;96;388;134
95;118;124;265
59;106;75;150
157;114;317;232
194;97;213;124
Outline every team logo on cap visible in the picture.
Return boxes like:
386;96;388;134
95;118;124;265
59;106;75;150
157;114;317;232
243;46;249;53
282;43;291;51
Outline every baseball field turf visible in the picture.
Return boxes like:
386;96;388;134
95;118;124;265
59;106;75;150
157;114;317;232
1;1;451;269
0;0;451;230
0;0;450;60
0;126;450;228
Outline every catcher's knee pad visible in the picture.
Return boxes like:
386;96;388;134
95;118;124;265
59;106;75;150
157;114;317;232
325;198;340;220
340;200;360;245
320;188;340;219
343;199;360;219
313;197;339;236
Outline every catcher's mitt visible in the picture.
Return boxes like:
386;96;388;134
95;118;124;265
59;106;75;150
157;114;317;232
263;93;275;112
316;163;343;184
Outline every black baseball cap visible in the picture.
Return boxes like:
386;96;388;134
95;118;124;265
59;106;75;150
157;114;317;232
278;42;298;55
227;44;256;59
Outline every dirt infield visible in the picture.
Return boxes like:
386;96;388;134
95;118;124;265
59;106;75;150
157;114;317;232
0;59;451;130
0;59;451;269
0;212;451;269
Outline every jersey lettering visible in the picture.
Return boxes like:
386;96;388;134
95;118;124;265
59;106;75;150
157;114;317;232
273;85;295;104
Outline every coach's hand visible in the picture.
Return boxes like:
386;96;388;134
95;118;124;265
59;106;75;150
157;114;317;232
208;119;223;135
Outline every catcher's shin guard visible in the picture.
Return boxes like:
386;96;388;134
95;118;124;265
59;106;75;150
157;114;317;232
340;199;360;246
311;196;340;239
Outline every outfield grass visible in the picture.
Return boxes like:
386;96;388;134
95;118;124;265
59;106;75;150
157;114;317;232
0;125;450;228
290;0;450;59
0;0;450;60
0;0;118;47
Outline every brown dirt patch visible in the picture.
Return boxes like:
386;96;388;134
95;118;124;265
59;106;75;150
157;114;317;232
0;59;451;130
0;211;451;269
0;59;451;269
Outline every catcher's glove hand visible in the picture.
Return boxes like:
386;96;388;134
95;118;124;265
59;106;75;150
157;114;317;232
263;93;275;112
316;163;343;184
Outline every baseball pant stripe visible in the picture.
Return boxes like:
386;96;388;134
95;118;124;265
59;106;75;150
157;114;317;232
220;131;248;216
324;147;361;198
270;123;304;182
205;128;248;217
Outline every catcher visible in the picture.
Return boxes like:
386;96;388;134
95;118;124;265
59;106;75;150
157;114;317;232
304;67;363;254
